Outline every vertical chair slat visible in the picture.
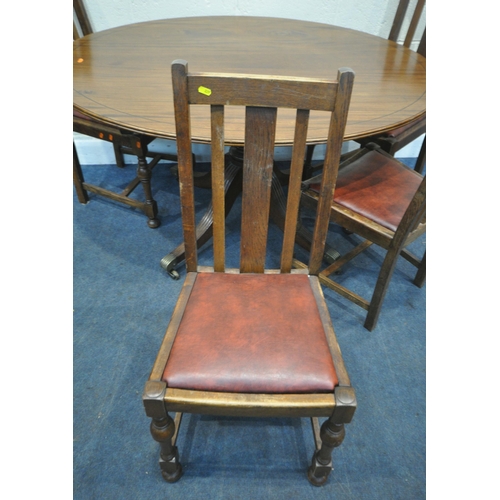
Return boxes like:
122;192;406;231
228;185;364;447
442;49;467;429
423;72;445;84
74;0;93;36
240;106;277;273
417;27;426;57
388;0;410;42
280;109;309;273
309;69;355;275
172;61;198;272
211;105;226;272
404;0;425;48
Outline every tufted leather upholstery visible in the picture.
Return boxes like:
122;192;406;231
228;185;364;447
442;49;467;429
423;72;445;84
163;272;338;394
310;149;423;232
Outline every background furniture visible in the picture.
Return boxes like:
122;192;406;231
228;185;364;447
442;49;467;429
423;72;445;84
143;60;356;486
355;0;426;173
73;17;425;145
73;16;425;276
73;0;124;172
299;143;426;330
73;0;180;228
305;0;426;174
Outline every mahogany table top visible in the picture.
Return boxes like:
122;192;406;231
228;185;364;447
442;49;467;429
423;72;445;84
73;16;426;146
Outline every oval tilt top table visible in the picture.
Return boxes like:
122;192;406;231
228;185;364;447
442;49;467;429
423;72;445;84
73;16;425;277
74;15;425;144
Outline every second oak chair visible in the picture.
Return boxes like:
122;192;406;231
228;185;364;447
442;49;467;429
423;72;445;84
299;143;426;331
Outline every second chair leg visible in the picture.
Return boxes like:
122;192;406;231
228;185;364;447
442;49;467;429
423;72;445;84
364;244;403;331
413;251;426;288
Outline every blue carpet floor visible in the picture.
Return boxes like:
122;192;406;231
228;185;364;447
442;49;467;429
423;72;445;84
73;157;425;499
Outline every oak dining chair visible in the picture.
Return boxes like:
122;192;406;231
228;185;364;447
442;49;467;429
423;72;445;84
299;142;426;331
143;60;357;486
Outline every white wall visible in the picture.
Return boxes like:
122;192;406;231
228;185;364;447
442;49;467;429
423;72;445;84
74;0;425;164
80;0;425;40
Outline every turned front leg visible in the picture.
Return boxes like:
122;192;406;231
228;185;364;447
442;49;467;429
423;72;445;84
150;414;183;483
307;420;345;486
308;386;356;487
144;381;182;483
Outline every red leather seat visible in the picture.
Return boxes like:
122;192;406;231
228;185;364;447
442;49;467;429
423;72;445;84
309;148;422;232
162;272;338;394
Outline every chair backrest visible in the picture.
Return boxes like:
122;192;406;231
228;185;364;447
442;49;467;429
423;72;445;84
171;60;354;276
391;174;426;252
73;0;93;40
388;0;426;57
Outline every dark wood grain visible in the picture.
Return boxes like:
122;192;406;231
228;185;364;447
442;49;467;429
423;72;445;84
210;104;226;272
239;106;277;273
280;109;309;273
172;62;197;272
308;68;355;275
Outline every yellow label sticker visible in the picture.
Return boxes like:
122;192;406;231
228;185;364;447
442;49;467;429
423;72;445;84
198;86;212;96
